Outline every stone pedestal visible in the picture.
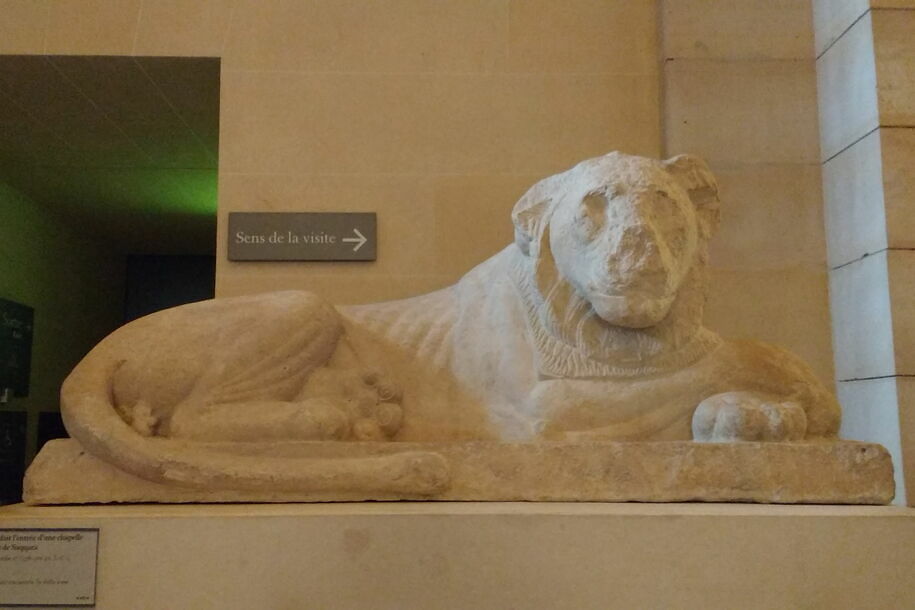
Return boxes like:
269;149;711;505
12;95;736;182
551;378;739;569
1;502;914;609
24;438;895;504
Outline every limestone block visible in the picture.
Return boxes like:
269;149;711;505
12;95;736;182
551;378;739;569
431;174;539;277
710;164;825;270
222;0;508;73
218;71;435;175
421;74;515;175
133;0;235;57
507;0;657;73
663;0;815;60
706;267;834;385
895;378;915;505
816;11;879;161
219;70;659;177
829;251;895;380
4;502;915;610
873;8;915;126
665;59;820;165
501;73;661;172
44;0;140;55
883;128;915;249
24;438;894;505
887;250;915;375
0;0;49;54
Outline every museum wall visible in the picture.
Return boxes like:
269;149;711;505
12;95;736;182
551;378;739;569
211;1;662;303
0;182;124;461
661;1;832;384
0;1;832;386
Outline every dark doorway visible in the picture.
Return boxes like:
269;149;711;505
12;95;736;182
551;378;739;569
0;55;219;503
125;255;216;323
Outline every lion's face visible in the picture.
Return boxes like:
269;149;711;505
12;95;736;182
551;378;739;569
513;152;719;330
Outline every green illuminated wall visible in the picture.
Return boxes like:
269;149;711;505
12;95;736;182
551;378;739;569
0;181;125;463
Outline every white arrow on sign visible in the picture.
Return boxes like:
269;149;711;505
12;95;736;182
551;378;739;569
342;228;368;252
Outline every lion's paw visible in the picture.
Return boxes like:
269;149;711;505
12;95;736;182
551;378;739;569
692;391;807;442
300;367;404;440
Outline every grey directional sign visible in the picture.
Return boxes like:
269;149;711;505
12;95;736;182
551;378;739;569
228;212;376;261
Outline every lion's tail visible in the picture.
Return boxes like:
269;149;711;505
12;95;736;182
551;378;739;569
59;347;449;496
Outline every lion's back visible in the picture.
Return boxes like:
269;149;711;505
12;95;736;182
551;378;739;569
338;249;517;372
339;286;459;368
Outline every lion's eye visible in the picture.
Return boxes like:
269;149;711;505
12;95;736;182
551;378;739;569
581;192;606;225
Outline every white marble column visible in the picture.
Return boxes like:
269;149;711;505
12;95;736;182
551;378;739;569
814;0;915;505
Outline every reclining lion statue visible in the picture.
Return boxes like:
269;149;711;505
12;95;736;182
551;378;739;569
59;152;840;495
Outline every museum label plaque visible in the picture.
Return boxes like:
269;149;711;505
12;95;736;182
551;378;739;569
0;528;98;607
228;212;377;261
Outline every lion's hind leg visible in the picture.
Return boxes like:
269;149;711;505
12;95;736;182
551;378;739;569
108;290;345;439
167;367;406;442
115;292;406;443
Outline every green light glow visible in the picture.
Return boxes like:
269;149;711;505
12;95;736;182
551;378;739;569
2;165;218;253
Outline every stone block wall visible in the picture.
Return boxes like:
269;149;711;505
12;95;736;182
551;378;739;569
661;0;833;384
212;1;661;303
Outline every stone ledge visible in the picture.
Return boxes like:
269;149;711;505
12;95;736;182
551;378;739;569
24;438;895;505
2;502;914;609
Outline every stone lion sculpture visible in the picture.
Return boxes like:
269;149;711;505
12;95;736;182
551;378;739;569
58;152;841;495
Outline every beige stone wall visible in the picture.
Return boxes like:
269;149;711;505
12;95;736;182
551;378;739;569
4;503;915;609
661;0;832;384
214;1;661;303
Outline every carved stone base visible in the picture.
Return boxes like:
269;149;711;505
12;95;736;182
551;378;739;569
24;438;894;505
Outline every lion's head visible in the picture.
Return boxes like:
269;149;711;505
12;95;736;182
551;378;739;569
510;152;721;373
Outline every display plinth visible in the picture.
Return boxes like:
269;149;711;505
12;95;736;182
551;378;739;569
1;502;914;609
24;438;894;505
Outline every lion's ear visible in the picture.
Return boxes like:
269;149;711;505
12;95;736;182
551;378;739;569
511;177;556;256
663;154;721;237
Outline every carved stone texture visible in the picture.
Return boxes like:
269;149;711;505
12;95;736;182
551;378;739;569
25;439;894;504
25;152;889;504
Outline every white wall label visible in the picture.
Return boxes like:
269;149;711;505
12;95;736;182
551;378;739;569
0;528;98;607
227;212;377;261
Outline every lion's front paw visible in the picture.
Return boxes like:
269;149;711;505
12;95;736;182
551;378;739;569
301;368;404;440
691;391;807;442
349;370;402;440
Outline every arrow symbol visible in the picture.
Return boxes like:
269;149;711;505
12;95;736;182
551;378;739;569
342;228;367;252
